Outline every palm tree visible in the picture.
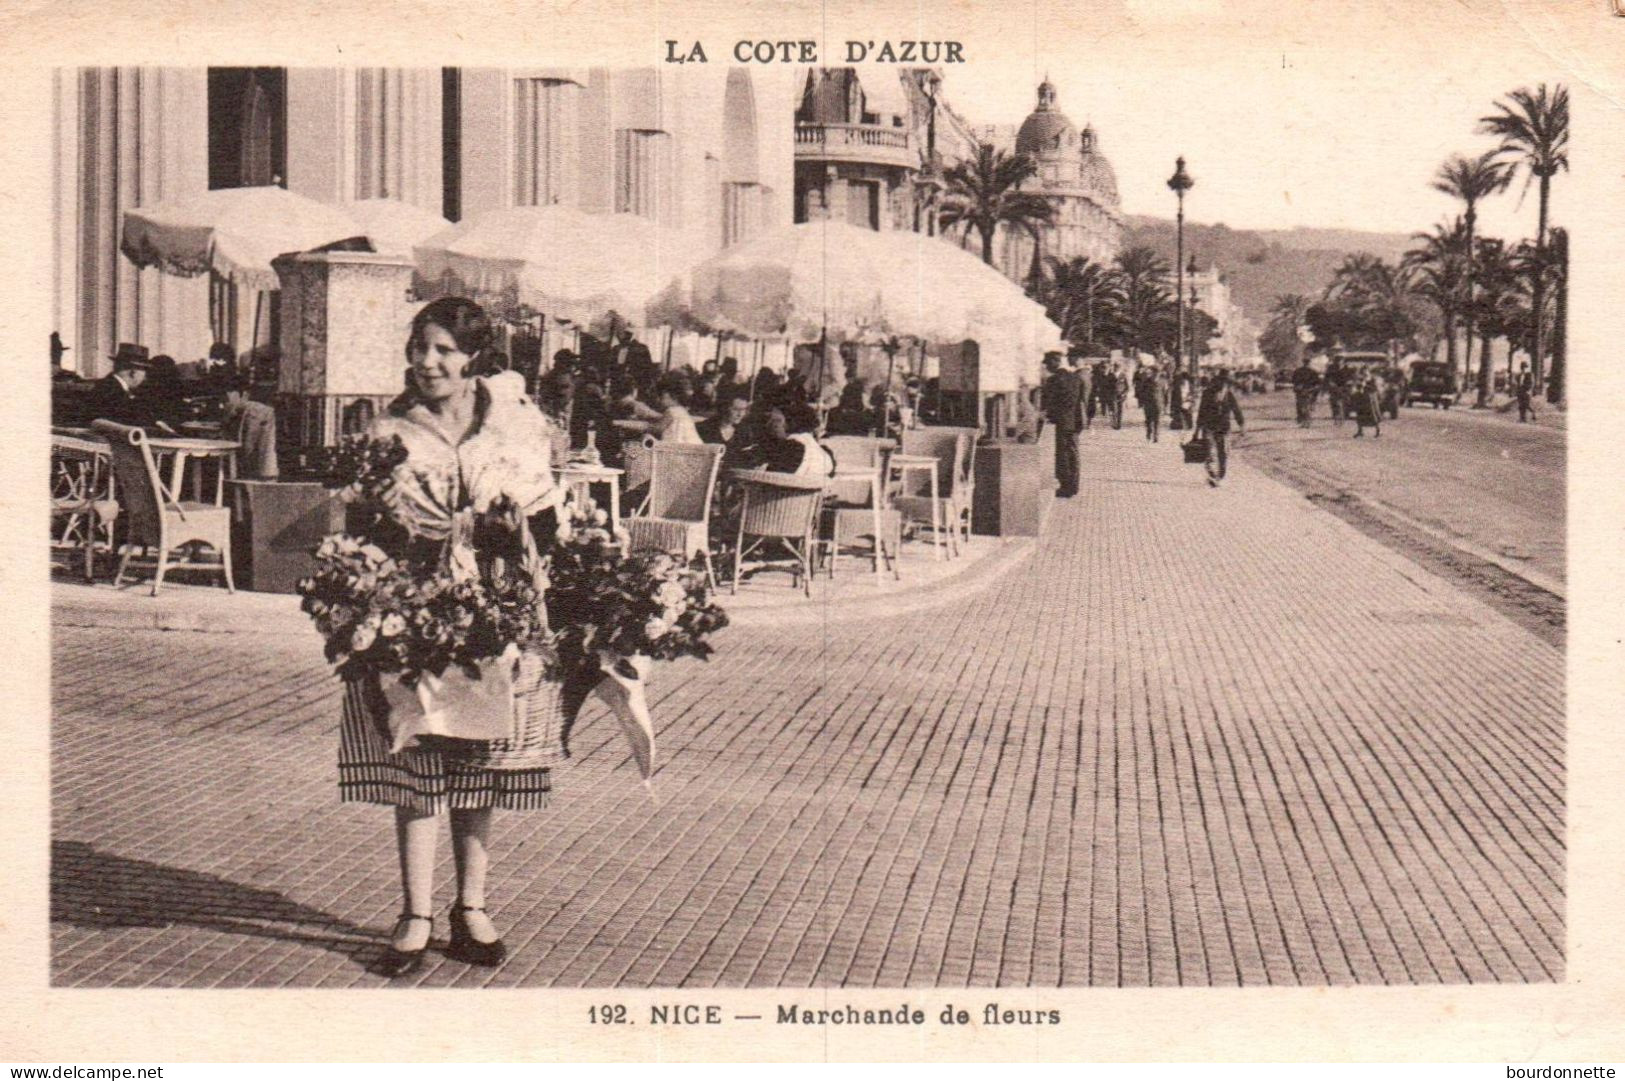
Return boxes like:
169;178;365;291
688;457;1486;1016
1480;83;1569;400
1325;252;1387;305
1403;218;1470;374
1259;294;1310;372
1432;151;1511;405
1037;255;1122;352
939;143;1056;267
1468;237;1516;390
1108;247;1174;353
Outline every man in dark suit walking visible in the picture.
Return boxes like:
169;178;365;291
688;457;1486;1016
1043;352;1083;498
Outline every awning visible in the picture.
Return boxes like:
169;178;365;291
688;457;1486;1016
857;70;910;121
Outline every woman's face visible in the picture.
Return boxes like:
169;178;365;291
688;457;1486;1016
410;323;473;403
767;409;788;439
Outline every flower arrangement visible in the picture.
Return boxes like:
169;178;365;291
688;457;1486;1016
546;500;728;669
311;433;409;496
298;528;549;687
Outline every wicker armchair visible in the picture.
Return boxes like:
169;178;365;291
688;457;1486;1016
894;427;974;557
731;469;826;597
93;420;234;595
624;442;724;586
51;433;119;581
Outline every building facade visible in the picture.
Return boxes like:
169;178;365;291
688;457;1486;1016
52;66;788;378
987;80;1123;284
791;67;978;236
793;72;1122;290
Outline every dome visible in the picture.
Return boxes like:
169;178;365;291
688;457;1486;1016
1078;128;1121;207
1015;80;1078;159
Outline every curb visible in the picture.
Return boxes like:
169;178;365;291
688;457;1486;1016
719;535;1037;629
51;536;1038;636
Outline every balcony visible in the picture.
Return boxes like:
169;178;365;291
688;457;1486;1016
794;122;915;170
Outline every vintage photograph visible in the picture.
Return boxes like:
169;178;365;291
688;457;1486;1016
45;25;1569;996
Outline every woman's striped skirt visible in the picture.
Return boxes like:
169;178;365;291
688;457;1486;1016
339;653;565;815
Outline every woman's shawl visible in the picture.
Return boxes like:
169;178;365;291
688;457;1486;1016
369;371;567;543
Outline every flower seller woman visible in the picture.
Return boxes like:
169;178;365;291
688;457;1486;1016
340;297;570;978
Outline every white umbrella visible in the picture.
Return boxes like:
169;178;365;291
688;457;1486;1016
647;221;1061;392
342;198;451;259
121;186;368;293
413;206;695;326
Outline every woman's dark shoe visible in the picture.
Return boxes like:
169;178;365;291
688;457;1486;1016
447;904;508;967
371;914;433;978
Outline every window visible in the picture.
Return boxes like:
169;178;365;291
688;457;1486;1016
207;68;285;189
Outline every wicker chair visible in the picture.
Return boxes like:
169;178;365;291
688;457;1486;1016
817;436;899;579
93;420;235;595
624;442;725;586
894;427;974;557
821;435;890;505
51;433;119;581
732;470;826;597
621;437;656;516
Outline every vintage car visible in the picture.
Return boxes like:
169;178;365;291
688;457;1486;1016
1406;360;1460;408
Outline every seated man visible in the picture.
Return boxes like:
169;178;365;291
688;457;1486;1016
221;372;279;479
86;343;174;432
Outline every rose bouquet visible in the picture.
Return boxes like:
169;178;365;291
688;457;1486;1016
298;532;549;687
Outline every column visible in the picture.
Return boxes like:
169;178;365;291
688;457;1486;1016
457;69;514;219
70;67;209;377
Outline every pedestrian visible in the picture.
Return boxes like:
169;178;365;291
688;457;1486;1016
1195;367;1245;487
1515;362;1537;423
1137;365;1165;443
1042;352;1082;498
1109;362;1127;429
343;297;573;978
1325;357;1348;426
1351;374;1382;438
1290;356;1321;428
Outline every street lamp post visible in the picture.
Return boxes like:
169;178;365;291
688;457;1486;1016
1167;157;1195;377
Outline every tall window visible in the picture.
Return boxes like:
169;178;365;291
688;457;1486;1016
615;129;671;221
514;78;577;206
207;67;285;189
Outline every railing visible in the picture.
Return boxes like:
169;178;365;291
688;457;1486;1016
795;122;911;153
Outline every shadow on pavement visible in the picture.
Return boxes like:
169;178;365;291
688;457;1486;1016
51;840;383;973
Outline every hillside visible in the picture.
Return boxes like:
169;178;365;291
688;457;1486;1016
1122;216;1413;328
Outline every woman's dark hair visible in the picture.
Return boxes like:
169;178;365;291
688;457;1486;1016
405;296;496;376
654;373;690;408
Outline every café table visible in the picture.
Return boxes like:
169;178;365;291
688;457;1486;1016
887;452;945;560
558;461;625;536
148;437;240;505
53;428;240;506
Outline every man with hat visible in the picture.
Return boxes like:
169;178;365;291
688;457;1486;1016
1042;351;1083;498
86;343;173;431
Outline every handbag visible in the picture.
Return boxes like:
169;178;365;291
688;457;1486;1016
1181;434;1211;464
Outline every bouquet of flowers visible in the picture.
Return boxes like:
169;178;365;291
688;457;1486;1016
311;433;409;497
298;532;549;686
546;500;727;667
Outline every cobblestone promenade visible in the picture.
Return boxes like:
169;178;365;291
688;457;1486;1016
50;424;1564;987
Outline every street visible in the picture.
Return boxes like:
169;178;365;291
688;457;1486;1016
51;424;1563;988
1235;391;1563;585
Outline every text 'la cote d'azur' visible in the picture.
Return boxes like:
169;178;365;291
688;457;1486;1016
666;40;965;64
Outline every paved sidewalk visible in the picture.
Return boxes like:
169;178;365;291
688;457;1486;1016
50;425;1563;987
